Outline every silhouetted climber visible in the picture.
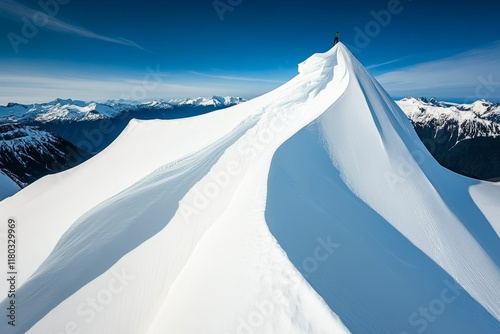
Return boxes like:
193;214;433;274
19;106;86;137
334;32;340;46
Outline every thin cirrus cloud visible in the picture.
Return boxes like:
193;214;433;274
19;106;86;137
376;42;500;100
189;71;285;84
0;68;271;105
0;0;145;51
366;56;408;70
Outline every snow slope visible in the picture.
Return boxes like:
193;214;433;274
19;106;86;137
0;44;499;334
0;170;19;201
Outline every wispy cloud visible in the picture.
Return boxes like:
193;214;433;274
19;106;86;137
0;74;205;104
366;56;408;70
0;0;145;50
0;65;274;104
376;42;500;100
189;71;284;84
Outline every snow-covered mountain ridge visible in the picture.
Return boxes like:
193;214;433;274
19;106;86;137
0;96;246;123
397;97;500;181
397;97;500;139
0;44;499;334
0;123;88;187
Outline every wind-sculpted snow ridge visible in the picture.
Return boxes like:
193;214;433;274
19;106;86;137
0;44;499;334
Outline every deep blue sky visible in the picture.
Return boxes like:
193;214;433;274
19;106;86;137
1;0;499;104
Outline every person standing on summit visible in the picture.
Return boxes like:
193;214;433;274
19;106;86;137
334;32;340;45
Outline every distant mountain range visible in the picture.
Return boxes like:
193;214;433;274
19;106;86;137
0;96;246;123
0;96;245;191
397;97;500;181
0;95;498;197
0;123;90;187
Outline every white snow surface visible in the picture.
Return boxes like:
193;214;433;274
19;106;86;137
0;170;19;201
0;44;499;334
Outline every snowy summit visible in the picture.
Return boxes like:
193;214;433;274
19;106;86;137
0;44;499;334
